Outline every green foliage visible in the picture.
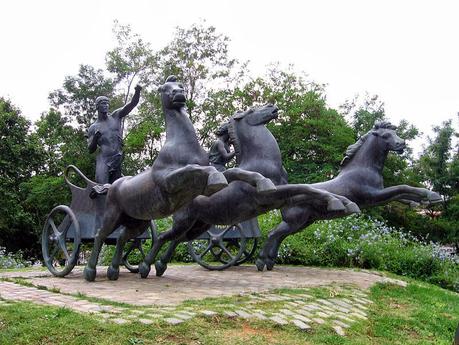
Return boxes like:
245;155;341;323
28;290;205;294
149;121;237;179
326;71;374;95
0;247;32;269
49;64;120;129
0;98;45;256
257;212;459;292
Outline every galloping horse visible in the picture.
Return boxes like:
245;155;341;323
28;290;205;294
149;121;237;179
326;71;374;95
256;121;442;271
138;104;359;278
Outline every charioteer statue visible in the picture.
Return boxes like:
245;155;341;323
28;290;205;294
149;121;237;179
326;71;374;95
87;85;142;184
208;122;235;171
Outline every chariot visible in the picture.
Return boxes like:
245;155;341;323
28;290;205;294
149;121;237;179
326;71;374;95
41;165;155;277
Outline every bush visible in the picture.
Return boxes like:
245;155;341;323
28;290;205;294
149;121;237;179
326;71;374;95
258;212;459;292
0;246;32;269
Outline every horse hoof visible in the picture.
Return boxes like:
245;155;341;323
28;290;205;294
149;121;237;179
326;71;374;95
265;259;275;271
205;172;228;196
327;198;346;212
256;178;277;194
83;267;96;282
107;266;119;281
255;259;266;271
139;262;151;279
155;260;167;277
428;191;442;204
346;202;361;214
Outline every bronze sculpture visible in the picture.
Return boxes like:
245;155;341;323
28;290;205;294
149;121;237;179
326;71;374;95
256;121;443;271
87;85;142;184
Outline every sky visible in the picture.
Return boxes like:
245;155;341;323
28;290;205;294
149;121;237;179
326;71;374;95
1;0;458;154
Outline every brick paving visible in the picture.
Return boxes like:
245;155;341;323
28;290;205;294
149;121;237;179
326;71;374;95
0;265;407;335
12;265;403;306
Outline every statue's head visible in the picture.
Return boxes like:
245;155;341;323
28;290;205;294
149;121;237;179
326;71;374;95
371;121;406;154
232;104;279;126
215;122;230;138
158;76;186;110
95;96;109;115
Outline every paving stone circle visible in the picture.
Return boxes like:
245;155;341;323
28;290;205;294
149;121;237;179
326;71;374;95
0;265;408;336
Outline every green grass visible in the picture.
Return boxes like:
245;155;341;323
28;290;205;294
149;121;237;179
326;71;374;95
0;279;458;345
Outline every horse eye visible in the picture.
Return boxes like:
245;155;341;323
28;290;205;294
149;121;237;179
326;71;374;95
382;133;390;139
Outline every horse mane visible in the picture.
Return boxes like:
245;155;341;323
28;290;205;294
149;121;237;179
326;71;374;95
340;121;397;168
228;108;253;165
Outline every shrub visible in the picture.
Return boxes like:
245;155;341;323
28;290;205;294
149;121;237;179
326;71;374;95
258;212;459;292
0;246;32;269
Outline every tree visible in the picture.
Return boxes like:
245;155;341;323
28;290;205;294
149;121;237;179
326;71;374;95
0;98;44;256
157;22;242;124
49;64;120;129
419;119;457;203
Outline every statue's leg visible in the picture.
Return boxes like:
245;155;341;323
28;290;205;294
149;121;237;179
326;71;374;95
164;164;228;196
371;185;441;205
262;184;346;212
223;168;276;193
155;239;181;277
107;221;149;281
96;159;109;184
84;203;121;282
256;206;310;271
140;210;196;278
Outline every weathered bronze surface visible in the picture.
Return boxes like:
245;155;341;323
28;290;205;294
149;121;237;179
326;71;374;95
256;121;443;271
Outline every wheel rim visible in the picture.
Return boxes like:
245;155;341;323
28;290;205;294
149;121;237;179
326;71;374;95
187;224;246;270
122;221;157;273
42;205;80;277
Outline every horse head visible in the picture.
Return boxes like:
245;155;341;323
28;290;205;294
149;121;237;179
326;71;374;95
229;104;280;167
158;75;186;110
233;104;279;126
341;121;406;169
371;121;406;154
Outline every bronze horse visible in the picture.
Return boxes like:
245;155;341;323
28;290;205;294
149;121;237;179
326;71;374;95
256;121;443;271
138;104;359;278
84;77;277;281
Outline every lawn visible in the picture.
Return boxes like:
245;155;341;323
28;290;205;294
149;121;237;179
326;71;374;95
0;278;458;345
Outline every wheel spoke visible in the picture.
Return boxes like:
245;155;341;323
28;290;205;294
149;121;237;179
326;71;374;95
49;219;60;237
58;235;71;262
123;242;136;260
219;244;235;260
198;242;213;259
49;246;59;262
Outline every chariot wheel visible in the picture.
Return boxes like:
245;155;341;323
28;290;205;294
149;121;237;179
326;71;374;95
213;237;259;266
122;221;157;273
187;224;246;270
42;205;81;277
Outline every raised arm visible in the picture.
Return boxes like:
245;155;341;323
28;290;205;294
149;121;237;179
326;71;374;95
117;84;142;118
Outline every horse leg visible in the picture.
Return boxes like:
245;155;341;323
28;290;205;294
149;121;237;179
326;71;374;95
83;204;121;282
371;185;441;205
262;184;346;212
165;164;228;196
155;220;210;276
140;210;196;278
223;167;276;193
256;206;310;271
154;239;181;277
107;221;149;281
